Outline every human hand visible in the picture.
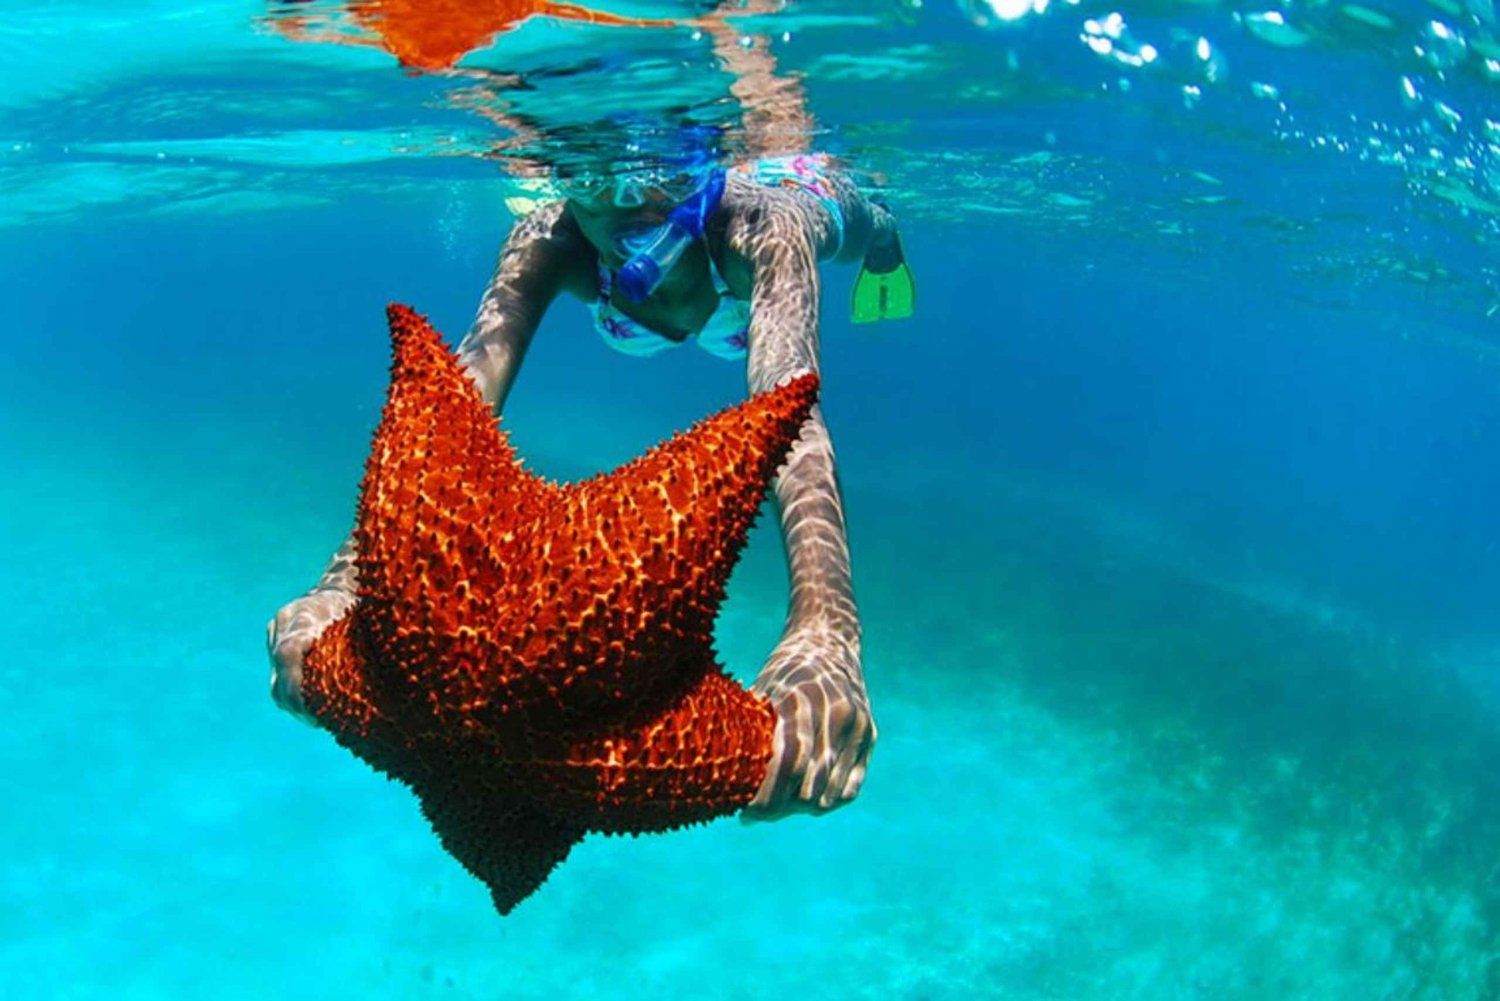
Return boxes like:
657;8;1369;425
266;587;354;725
743;631;876;820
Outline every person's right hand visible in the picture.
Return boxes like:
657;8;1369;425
742;628;875;820
266;588;354;725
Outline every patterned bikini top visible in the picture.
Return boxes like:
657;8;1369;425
591;257;751;361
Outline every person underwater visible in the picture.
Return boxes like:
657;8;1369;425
269;137;913;818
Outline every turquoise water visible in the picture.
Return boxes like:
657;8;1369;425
4;2;1500;997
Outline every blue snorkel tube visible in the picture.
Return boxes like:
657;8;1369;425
616;167;727;304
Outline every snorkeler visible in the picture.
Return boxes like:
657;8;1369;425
267;143;913;819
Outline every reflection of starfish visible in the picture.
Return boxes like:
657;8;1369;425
272;0;677;71
300;304;817;914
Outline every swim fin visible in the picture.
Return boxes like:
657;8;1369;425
851;231;915;323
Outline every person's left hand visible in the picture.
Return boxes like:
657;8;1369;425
742;630;876;820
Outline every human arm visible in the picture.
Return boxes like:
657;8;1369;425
726;186;876;817
266;201;588;719
454;200;590;409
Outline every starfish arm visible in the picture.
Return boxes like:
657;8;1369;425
304;602;589;916
280;206;587;728
270;206;582;722
299;616;409;756
358;305;572;729
416;773;586;916
565;375;818;706
544;670;776;834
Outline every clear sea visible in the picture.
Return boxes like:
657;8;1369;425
3;1;1499;998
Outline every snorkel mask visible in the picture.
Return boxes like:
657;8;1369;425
557;122;727;302
614;167;726;303
559;166;704;210
559;163;727;303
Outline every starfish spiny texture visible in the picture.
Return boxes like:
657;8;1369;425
299;304;817;914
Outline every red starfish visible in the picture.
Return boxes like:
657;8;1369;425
300;304;817;914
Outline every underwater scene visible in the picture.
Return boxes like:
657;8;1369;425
3;0;1500;998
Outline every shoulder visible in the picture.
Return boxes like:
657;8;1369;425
715;174;822;285
719;173;812;239
509;200;591;255
502;201;597;301
718;162;853;269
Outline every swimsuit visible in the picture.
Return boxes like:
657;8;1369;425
592;153;846;361
592;261;751;360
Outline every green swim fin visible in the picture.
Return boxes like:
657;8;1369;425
851;231;915;324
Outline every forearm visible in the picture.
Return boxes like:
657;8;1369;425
770;410;861;663
725;196;879;813
751;397;873;815
310;534;357;595
275;536;359;646
456;274;540;412
738;213;863;677
304;212;556;605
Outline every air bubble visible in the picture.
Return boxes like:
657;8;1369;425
1435;101;1464;129
965;0;1051;23
1193;35;1226;82
1081;13;1158;68
1244;10;1311;48
1400;75;1422;108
